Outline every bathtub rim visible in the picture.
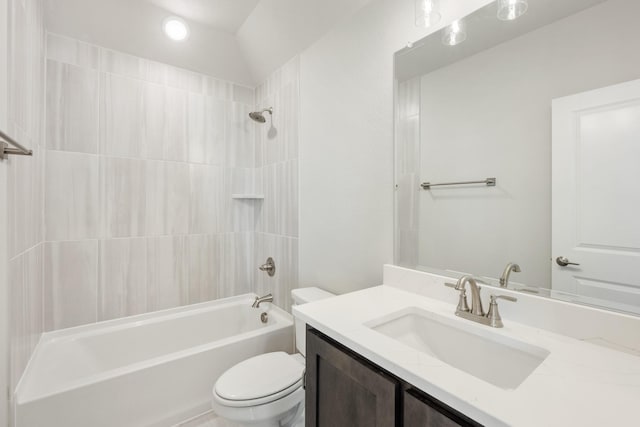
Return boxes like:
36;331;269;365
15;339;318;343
15;293;294;405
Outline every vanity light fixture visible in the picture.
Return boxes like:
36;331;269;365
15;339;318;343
442;19;467;46
415;0;441;28
497;0;529;21
163;17;190;41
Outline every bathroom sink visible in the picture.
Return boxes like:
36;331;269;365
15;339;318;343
366;308;549;389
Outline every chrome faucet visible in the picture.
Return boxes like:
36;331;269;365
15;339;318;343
499;262;521;287
446;276;517;328
252;293;273;308
456;275;484;316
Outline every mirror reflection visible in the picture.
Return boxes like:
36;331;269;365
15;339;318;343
394;0;640;315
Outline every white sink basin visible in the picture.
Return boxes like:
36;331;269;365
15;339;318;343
366;307;549;390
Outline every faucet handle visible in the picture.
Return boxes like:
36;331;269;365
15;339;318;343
445;283;470;313
491;295;517;303
487;294;517;328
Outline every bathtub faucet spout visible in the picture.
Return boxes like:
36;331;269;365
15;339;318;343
252;293;273;308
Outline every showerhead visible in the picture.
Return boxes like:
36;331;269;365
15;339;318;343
249;107;273;123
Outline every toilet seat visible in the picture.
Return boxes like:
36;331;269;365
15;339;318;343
213;352;304;408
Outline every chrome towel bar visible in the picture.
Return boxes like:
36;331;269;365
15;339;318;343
421;177;496;190
0;128;33;160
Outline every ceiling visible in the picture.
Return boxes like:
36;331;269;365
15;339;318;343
144;0;261;34
44;0;375;85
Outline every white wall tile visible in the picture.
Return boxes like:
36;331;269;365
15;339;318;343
187;93;226;165
258;164;277;234
9;255;26;391
145;160;189;236
146;236;188;311
279;160;298;238
187;235;220;304
100;49;147;81
46;60;99;153
142;82;166;160
102;157;146;238
45;151;99;241
46;33;100;69
233;85;254;105
227;103;255;168
98;238;147;321
9;0;29;132
165;66;198;92
13;142;44;254
202;77;233;100
145;60;168;86
100;73;144;158
217;233;253;299
279;82;299;162
143;83;188;161
24;246;44;352
189;164;228;234
44;240;98;330
164;87;189;161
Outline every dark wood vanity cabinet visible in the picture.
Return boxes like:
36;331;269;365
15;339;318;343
305;326;398;427
305;327;482;427
403;388;481;427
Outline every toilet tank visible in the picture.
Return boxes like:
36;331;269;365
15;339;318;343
291;287;334;356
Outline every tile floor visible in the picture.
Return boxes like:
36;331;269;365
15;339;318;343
175;411;241;427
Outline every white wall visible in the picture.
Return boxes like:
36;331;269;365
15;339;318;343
236;0;373;83
298;0;490;294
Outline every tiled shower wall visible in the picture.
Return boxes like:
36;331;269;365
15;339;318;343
6;0;46;395
42;33;257;331
7;26;301;392
394;77;420;267
253;57;300;311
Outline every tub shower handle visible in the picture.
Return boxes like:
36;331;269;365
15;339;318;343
259;257;276;277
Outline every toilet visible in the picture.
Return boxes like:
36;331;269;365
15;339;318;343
211;287;334;427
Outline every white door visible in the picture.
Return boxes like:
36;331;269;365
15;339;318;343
552;79;640;314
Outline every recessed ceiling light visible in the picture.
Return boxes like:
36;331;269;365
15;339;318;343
163;17;190;41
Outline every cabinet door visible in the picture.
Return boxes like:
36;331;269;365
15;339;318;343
306;327;399;427
404;389;482;427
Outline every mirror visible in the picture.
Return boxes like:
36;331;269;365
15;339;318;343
394;0;640;315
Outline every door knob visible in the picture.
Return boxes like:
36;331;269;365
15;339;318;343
556;256;580;267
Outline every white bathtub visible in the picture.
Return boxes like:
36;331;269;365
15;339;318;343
14;294;294;427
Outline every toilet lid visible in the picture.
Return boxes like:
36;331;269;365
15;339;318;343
215;352;304;403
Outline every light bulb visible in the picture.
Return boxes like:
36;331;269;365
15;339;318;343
497;0;528;21
442;20;467;46
415;0;441;28
163;17;190;41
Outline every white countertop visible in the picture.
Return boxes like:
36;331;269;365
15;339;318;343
293;285;640;426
